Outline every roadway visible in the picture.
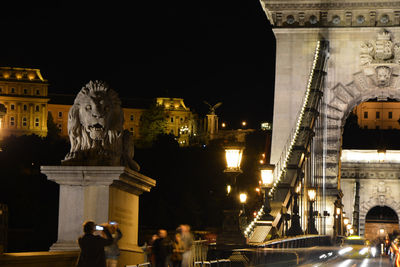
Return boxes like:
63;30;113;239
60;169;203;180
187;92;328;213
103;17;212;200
233;246;392;267
299;256;391;267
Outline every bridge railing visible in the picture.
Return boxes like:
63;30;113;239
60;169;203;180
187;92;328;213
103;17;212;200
268;39;329;197
251;235;332;248
244;40;330;239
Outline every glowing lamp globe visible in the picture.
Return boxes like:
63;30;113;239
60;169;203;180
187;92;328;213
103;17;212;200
239;193;247;204
343;217;349;225
260;169;274;187
224;146;243;171
307;188;316;202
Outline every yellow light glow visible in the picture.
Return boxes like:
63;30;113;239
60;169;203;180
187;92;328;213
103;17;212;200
225;148;243;169
344;217;349;225
296;183;302;193
308;188;316;201
227;185;231;194
259;160;264;164
260;169;274;187
349;229;354;235
255;188;260;193
222;122;226;128
242;121;247;126
379;228;385;234
27;72;36;80
347;224;352;230
239;193;247;203
15;72;22;79
336;208;341;215
3;72;10;79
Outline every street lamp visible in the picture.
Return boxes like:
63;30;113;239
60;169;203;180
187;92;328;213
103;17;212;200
259;165;274;223
343;217;349;236
306;187;318;235
239;193;248;231
336;207;342;236
217;145;246;247
287;183;304;236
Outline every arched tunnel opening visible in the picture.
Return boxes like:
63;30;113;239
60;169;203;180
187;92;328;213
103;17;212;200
365;206;399;244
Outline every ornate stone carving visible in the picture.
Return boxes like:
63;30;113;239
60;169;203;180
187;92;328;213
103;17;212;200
63;80;140;171
360;29;400;89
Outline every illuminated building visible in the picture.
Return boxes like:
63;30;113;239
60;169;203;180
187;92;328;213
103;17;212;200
0;67;198;146
353;101;400;130
0;67;49;138
156;97;197;146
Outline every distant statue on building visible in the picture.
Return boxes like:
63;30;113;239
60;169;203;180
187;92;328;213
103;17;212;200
203;101;222;115
62;80;140;171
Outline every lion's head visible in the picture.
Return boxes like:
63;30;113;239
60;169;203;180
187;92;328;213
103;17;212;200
63;80;139;170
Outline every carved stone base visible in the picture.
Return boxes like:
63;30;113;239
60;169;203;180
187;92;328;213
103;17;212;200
41;165;156;260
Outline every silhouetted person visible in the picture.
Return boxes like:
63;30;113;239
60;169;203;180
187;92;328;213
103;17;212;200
153;229;173;267
180;225;194;267
171;232;184;267
104;222;123;267
76;221;113;267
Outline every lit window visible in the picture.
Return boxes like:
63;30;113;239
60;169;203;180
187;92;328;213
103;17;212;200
35;118;39;127
376;111;380;119
364;111;368;119
35;105;39;112
23;104;27;111
22;117;27;126
130;114;134;121
58;111;63;118
10;117;15;126
10;104;15;110
389;111;393;119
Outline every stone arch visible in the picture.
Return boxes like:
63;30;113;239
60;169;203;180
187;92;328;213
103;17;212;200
359;194;400;236
321;69;400;187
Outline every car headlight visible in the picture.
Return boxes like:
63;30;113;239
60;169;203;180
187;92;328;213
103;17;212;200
339;247;353;255
359;247;369;255
371;247;377;257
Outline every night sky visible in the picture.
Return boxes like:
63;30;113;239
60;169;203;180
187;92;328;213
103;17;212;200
0;2;276;129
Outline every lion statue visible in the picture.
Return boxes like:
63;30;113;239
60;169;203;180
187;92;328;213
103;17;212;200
62;80;140;171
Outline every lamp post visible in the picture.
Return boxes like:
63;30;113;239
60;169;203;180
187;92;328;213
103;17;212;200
259;166;274;223
306;187;318;235
343;217;349;236
287;183;304;236
217;145;246;248
336;206;342;236
239;193;248;231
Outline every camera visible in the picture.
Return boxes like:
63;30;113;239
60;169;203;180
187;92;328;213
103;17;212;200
95;225;104;231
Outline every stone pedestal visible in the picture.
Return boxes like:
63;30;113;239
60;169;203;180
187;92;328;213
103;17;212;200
41;166;156;257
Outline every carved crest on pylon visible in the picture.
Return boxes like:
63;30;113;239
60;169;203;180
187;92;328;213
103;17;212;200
360;29;400;90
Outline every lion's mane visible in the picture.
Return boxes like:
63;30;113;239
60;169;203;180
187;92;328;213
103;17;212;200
62;80;140;170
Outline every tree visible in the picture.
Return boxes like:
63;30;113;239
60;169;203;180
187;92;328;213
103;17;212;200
137;103;168;148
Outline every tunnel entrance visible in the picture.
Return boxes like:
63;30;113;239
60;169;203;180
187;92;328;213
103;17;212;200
365;206;399;243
